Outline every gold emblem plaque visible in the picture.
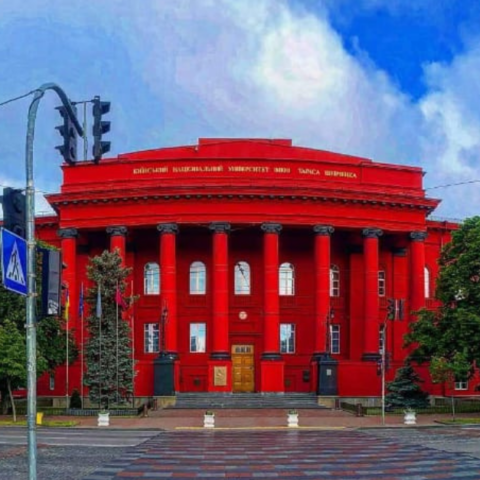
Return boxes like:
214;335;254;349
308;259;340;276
214;366;227;386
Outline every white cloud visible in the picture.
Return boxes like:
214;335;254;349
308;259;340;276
1;0;480;219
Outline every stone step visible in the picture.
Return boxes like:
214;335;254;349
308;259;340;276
167;393;327;409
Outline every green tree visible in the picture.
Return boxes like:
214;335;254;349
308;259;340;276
0;241;77;417
406;216;480;385
84;250;134;406
385;361;430;409
0;320;27;422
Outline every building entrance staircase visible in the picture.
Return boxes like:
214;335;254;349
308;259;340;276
168;392;327;409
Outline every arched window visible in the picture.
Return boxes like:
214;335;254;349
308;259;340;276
425;267;430;299
234;261;251;295
144;262;160;295
330;265;340;297
279;262;295;296
378;270;386;297
190;261;206;294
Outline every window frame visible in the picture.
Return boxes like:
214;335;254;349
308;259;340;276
330;325;340;354
234;261;251;295
424;266;430;299
190;261;207;295
280;323;296;353
279;262;295;296
144;262;160;295
455;380;468;391
378;270;386;297
330;265;340;297
190;323;206;353
144;323;160;353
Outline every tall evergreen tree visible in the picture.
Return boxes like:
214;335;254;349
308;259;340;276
84;250;134;406
406;216;480;384
385;361;430;409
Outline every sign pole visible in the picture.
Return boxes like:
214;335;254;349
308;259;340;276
25;83;83;480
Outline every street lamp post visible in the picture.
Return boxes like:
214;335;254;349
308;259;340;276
25;83;83;480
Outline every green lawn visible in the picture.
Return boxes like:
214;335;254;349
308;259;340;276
437;418;480;425
0;419;78;427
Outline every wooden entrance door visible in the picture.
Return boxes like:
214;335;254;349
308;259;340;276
232;345;254;392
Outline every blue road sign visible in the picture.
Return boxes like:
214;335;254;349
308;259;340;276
1;227;27;296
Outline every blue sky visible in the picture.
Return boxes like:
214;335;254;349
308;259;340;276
1;0;480;219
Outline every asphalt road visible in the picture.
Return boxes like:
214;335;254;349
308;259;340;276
3;427;480;479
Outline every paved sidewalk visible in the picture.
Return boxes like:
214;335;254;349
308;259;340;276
43;408;465;430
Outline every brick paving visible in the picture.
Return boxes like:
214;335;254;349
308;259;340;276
84;429;480;479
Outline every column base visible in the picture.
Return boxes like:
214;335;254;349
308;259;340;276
362;353;381;362
260;359;285;392
261;352;283;361
316;354;338;396
207;360;232;392
210;352;231;360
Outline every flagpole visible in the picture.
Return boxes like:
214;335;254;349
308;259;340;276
116;280;119;405
80;283;84;407
97;282;102;408
130;280;135;407
65;287;69;410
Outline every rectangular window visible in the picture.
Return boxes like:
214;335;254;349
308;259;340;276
49;374;55;391
330;325;340;354
280;324;295;353
379;325;385;354
455;381;468;391
279;264;295;296
378;271;386;297
144;323;159;353
235;262;251;294
190;323;206;353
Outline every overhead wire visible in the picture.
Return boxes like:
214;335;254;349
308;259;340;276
0;90;38;108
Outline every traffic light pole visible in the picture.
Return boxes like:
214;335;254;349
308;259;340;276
381;319;387;426
25;83;83;480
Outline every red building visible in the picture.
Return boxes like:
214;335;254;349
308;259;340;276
35;138;464;401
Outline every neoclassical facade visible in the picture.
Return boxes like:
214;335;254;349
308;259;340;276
35;138;462;399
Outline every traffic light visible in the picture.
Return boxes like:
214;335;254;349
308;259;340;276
55;104;78;165
387;298;395;320
92;96;111;163
39;248;62;317
2;187;26;238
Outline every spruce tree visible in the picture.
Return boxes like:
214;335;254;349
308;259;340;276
385;361;430;409
84;250;134;407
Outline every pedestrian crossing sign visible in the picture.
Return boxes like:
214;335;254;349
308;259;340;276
1;227;27;296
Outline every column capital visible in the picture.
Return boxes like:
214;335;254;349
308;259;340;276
157;223;179;234
313;225;334;236
209;222;231;234
410;231;427;242
261;222;282;234
57;227;78;239
106;226;127;237
362;228;383;239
